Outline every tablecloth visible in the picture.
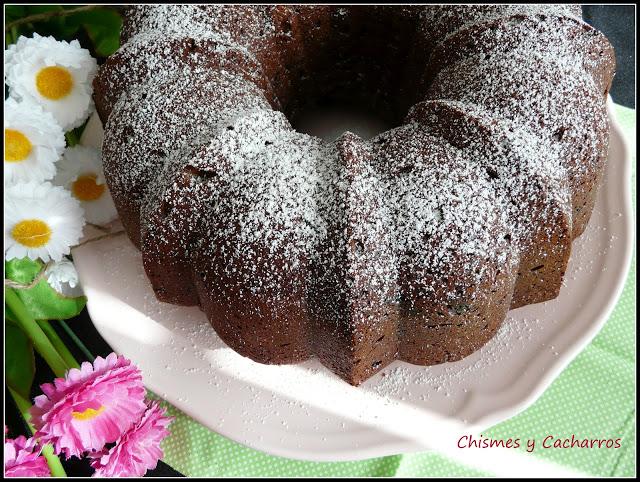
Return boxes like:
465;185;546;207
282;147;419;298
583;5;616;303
153;104;636;477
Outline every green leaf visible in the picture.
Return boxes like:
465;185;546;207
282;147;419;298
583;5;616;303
5;257;42;284
7;6;123;57
24;5;64;15
9;6;77;44
5;5;27;23
5;258;87;321
71;9;122;57
93;33;120;57
6;323;36;399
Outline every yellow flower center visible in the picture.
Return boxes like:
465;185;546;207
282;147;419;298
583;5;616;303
5;129;33;162
72;174;105;201
71;405;106;421
11;219;52;248
35;66;73;100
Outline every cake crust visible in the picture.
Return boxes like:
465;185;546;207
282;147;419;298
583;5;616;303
94;5;615;385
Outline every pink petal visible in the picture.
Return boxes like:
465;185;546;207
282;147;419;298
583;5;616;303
4;436;51;477
89;401;174;477
29;352;147;459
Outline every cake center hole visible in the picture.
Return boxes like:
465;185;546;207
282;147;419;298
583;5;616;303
291;101;395;141
274;7;421;141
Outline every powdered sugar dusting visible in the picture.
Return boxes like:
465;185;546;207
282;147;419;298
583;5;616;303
96;5;614;384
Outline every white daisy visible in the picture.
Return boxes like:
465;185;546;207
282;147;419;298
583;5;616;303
4;97;66;184
45;258;84;297
5;33;97;131
53;145;118;225
4;182;85;262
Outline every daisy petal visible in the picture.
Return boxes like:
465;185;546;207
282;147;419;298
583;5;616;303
4;98;65;184
4;182;85;262
53;146;118;225
5;33;97;130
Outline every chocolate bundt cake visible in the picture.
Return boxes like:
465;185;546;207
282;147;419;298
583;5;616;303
94;5;615;385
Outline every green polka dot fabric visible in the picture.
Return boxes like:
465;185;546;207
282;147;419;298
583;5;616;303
152;104;636;477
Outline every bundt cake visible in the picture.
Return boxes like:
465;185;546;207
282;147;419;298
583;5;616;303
94;5;615;385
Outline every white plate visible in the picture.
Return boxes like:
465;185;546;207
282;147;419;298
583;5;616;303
73;100;633;463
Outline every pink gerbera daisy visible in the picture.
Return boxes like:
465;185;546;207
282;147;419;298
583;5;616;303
89;401;173;477
4;436;51;477
30;353;147;458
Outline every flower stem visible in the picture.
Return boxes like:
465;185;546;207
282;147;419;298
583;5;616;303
5;288;69;378
37;320;81;369
5;303;18;323
58;319;95;362
8;386;67;477
41;444;67;478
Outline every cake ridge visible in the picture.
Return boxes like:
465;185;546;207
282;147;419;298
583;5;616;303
94;5;614;385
